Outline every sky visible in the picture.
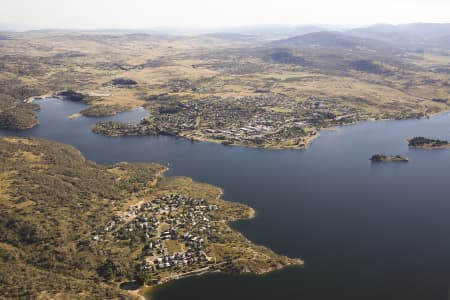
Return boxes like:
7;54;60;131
1;0;449;30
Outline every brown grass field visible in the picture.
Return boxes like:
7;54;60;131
0;31;448;119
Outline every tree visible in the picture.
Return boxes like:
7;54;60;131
97;259;119;281
135;269;153;285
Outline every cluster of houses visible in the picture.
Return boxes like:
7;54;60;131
93;120;157;136
92;93;362;147
94;193;220;275
173;94;359;146
150;94;360;144
149;249;209;270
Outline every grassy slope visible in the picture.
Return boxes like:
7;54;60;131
0;137;301;299
0;137;164;299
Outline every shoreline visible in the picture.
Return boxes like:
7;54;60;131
407;137;450;150
25;92;450;152
409;144;450;150
68;112;82;119
25;93;63;103
139;263;304;300
119;170;301;300
91;111;450;151
181;131;321;151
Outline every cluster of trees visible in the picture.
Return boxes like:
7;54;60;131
0;137;164;298
80;104;127;117
145;93;181;102
370;154;408;162
158;104;184;114
135;269;153;285
268;51;306;65
350;59;388;74
0;103;39;129
111;78;138;86
0;78;43;130
57;89;88;103
408;136;448;147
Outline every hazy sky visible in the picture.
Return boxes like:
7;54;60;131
1;0;449;29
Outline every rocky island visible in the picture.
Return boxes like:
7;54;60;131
408;136;450;149
370;154;409;162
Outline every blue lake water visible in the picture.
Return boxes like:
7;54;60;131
2;98;450;300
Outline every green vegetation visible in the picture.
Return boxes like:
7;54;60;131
112;78;138;86
0;30;448;137
80;104;129;117
136;270;153;285
370;154;408;162
267;50;306;65
350;60;388;74
0;137;165;299
0;137;164;299
0;137;302;299
0;88;41;130
1;25;448;298
0;103;40;129
57;90;89;103
408;136;450;149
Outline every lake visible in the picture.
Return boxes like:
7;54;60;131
2;98;450;300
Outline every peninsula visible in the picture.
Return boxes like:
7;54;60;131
0;137;302;300
1;30;449;150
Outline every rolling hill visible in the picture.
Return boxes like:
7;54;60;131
346;23;450;49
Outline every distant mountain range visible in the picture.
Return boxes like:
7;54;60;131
269;31;396;51
346;23;450;49
347;23;450;42
1;22;448;50
205;23;450;50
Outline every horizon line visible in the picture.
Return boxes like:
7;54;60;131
2;21;450;34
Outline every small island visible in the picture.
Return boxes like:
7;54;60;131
408;136;450;149
370;154;409;162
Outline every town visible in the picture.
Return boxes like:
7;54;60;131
91;180;303;287
93;93;366;149
94;193;228;284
